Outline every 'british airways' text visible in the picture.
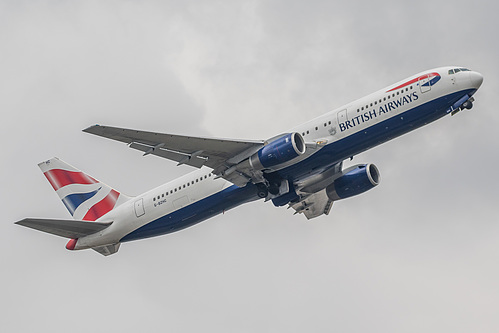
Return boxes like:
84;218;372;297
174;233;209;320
339;92;419;132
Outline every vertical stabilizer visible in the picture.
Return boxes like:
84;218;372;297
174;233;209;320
39;158;131;221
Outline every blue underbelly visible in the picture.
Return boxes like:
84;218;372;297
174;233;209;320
120;183;260;242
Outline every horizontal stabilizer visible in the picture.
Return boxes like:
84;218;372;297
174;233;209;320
15;218;112;239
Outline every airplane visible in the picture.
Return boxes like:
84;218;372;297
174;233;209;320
16;66;483;256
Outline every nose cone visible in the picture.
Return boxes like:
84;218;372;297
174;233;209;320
470;71;484;89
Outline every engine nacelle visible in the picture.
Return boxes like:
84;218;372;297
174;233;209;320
326;164;380;201
249;132;306;170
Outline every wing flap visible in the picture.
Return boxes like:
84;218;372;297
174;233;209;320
289;189;334;220
129;142;208;168
15;218;112;239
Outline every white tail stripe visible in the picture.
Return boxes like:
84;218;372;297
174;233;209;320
72;188;112;220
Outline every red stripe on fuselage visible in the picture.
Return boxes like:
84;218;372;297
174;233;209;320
44;169;97;191
387;72;439;92
82;189;120;221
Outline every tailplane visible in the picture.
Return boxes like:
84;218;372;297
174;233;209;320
15;218;120;255
15;218;112;239
39;157;130;221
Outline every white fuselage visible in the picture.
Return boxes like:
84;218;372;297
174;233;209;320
75;66;483;250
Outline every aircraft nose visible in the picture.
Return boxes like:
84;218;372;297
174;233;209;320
469;71;484;89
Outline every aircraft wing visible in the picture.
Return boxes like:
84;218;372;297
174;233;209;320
84;125;269;186
84;125;327;187
83;125;264;168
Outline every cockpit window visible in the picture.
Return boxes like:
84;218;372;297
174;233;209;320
449;68;471;75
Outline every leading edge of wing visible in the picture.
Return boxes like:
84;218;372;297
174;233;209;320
83;125;264;151
83;125;265;167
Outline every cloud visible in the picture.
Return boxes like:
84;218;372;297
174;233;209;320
2;1;499;332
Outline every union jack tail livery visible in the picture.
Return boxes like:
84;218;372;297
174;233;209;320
39;158;130;221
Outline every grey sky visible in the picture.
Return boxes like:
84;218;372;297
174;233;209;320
2;1;498;332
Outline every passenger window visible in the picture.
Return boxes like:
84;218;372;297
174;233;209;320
328;121;331;125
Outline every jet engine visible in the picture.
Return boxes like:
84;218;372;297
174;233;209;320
253;132;305;169
232;133;306;174
326;164;380;201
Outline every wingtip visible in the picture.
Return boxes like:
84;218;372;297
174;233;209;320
15;218;33;227
82;124;101;133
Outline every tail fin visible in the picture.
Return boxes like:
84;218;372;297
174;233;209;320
39;158;131;221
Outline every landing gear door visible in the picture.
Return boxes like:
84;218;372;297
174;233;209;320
419;75;431;93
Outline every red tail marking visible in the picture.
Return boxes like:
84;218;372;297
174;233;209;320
44;169;97;191
82;190;120;221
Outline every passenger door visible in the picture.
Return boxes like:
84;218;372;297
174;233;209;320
337;109;348;124
419;75;431;93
